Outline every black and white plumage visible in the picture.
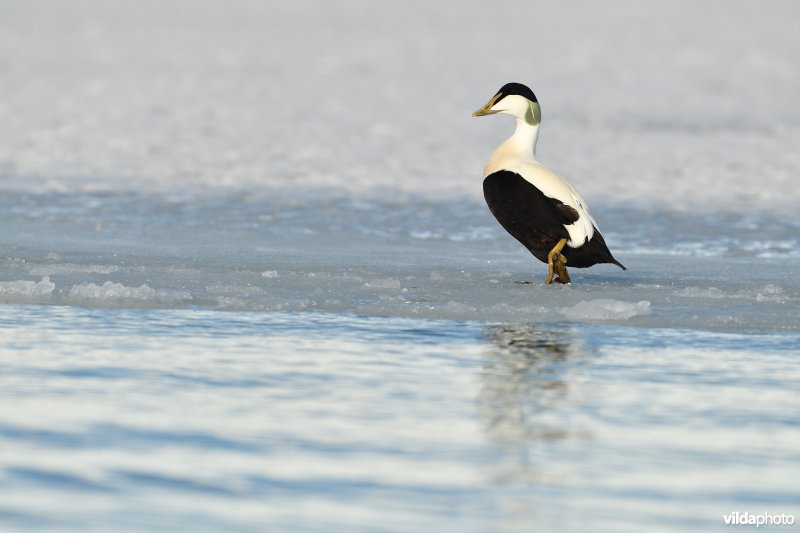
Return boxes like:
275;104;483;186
473;82;625;284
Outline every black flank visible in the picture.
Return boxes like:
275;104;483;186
483;170;625;269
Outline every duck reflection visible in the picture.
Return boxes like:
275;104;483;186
478;324;588;482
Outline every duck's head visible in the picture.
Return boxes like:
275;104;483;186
472;82;541;125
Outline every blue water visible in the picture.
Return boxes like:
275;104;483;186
1;305;798;532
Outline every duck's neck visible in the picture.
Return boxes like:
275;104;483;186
509;118;540;158
484;118;540;176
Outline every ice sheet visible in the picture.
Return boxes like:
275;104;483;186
0;0;798;213
0;193;797;332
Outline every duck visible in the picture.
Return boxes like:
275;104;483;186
472;82;625;284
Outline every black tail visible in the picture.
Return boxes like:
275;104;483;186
563;228;627;270
610;257;627;270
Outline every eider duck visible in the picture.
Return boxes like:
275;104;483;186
473;82;626;284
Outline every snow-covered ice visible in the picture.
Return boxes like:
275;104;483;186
68;281;192;306
0;0;798;214
561;299;652;321
0;0;797;331
0;276;54;302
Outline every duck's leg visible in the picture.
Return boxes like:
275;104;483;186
544;238;568;285
554;253;570;284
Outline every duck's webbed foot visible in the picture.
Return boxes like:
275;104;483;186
544;238;568;285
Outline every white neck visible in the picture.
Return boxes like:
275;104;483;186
483;118;540;177
510;117;540;157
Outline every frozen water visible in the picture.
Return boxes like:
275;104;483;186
0;276;54;302
561;299;652;321
0;0;798;214
1;0;799;531
0;192;797;332
68;281;193;307
68;281;158;300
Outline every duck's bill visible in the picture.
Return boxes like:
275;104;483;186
472;107;500;117
472;93;502;117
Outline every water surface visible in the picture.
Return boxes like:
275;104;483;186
2;306;798;532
